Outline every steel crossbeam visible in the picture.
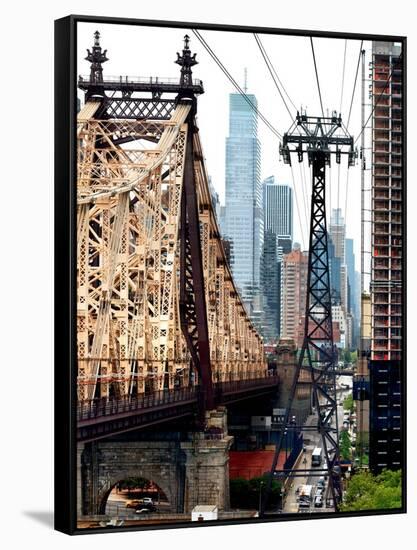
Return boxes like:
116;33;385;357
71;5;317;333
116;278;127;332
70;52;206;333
76;32;267;419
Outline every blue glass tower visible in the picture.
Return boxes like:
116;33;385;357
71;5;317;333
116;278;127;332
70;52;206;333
225;93;263;314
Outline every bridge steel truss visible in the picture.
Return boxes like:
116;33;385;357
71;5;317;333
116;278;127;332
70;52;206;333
261;112;356;515
76;35;267;418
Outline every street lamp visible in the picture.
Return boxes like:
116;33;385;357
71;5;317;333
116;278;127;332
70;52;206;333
303;446;307;468
290;415;296;452
258;480;265;515
280;487;285;513
284;428;288;461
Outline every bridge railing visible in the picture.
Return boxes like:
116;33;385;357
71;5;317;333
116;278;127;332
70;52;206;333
77;386;197;422
77;374;280;423
78;75;204;87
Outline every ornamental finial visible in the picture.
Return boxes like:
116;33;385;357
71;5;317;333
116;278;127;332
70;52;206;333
175;34;198;88
85;30;109;85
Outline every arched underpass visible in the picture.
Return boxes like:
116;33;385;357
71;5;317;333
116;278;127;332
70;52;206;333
103;477;170;519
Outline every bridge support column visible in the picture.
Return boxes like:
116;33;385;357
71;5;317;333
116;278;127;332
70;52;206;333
77;442;85;517
181;407;233;513
276;338;311;425
80;441;185;517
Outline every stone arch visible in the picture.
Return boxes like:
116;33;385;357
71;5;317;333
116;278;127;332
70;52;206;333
98;472;172;515
81;441;184;515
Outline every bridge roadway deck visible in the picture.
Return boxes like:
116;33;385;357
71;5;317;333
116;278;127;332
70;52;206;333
77;376;280;443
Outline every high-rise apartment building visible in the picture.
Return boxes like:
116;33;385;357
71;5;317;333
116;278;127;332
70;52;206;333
280;245;308;346
368;41;403;473
225;93;263;314
330;208;349;330
346;238;358;347
332;305;348;349
262;230;280;341
328;234;341;305
262;176;294;339
329;208;346;260
263;176;293;240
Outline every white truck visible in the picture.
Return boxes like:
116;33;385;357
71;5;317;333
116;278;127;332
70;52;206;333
297;484;313;508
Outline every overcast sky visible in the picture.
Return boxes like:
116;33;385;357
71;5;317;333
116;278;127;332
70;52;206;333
77;21;399;275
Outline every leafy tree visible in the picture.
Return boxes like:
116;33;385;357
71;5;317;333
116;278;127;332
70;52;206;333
343;394;354;413
353;433;369;465
341;469;402;511
340;430;351;461
230;475;282;510
118;477;149;491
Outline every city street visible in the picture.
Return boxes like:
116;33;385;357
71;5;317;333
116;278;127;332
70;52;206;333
282;374;353;515
105;490;171;520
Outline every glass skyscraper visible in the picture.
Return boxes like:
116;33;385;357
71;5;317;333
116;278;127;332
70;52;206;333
262;176;293;339
225;93;263;314
263;176;293;242
345;238;359;337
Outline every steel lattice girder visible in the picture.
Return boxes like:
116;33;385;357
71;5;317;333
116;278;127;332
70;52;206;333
280;113;356;167
103;98;177;120
301;152;342;507
76;100;267;404
262;147;347;516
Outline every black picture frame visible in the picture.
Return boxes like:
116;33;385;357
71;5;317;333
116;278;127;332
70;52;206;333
55;14;407;535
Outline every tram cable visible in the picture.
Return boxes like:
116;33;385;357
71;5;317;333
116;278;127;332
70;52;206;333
310;37;325;118
192;29;283;140
253;33;296;120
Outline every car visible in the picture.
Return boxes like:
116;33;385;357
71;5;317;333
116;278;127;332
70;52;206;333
125;500;141;509
315;487;324;497
141;497;154;505
135;508;152;514
314;495;323;508
317;477;325;488
136;503;157;513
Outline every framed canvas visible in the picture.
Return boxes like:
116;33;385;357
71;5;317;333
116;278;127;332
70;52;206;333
54;15;406;535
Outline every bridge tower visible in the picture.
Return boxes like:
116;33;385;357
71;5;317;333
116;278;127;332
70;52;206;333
76;32;267;428
262;113;356;514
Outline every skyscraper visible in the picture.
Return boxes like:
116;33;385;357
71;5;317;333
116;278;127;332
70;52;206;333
328;234;341;305
262;177;293;338
280;244;308;346
368;41;403;473
262;230;280;341
263;176;293;240
329;208;346;260
345;238;358;345
329;208;349;328
225;93;263;314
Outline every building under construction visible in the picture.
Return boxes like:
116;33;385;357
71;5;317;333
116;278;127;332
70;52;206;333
368;41;403;472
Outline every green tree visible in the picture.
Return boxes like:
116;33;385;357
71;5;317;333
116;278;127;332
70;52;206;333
340;430;351;461
230;475;282;510
341;469;402;511
118;477;149;491
343;394;354;413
